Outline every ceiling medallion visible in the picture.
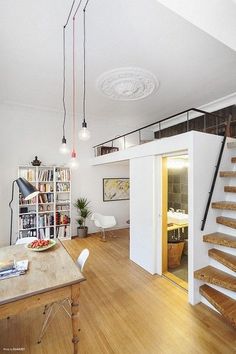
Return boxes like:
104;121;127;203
97;67;159;101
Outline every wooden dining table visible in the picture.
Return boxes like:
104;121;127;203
0;240;85;354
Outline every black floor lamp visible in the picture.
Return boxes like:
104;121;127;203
9;177;39;245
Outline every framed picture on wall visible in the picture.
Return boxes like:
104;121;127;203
103;178;130;201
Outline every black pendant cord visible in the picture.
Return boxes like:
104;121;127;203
82;0;91;126
82;8;86;125
62;0;77;141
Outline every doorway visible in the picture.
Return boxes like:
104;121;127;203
162;155;188;290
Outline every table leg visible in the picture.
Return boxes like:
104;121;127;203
71;284;80;354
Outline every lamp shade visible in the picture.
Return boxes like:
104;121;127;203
16;177;39;200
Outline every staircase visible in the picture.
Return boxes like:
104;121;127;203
194;141;236;330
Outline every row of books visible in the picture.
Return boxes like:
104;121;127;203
39;183;53;192
56;199;70;205
19;230;37;238
38;169;54;181
56;212;70;225
55;168;70;181
38;214;54;227
19;195;37;205
56;205;70;211
56;225;70;238
38;193;54;203
19;214;36;229
39;227;54;239
56;182;70;192
20;168;36;181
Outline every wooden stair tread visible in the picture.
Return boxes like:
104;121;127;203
220;171;236;177
227;142;236;149
217;216;236;229
194;265;236;291
203;232;236;248
212;201;236;210
224;186;236;193
200;284;236;329
231;157;236;163
209;249;236;272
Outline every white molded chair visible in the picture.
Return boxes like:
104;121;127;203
38;248;90;343
91;213;116;241
16;237;38;245
77;248;90;272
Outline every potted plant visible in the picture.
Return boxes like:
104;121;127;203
74;198;91;237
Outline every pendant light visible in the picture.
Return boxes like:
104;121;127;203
78;3;91;141
60;26;70;154
69;16;79;169
60;1;77;155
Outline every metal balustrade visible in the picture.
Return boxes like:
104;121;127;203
93;108;233;157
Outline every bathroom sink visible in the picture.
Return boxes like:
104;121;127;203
167;212;188;225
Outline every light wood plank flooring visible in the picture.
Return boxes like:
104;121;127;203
0;229;235;354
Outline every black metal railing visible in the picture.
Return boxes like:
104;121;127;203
201;116;232;231
93;108;228;157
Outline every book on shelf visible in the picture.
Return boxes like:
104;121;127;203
19;214;36;229
56;168;70;181
38;214;54;227
56;225;70;238
56;182;70;192
38;169;54;182
19;230;37;238
19;168;35;181
38;193;54;204
39;183;53;193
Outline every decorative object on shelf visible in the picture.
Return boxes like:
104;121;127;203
97;67;159;101
74;197;91;238
78;4;91;141
103;178;130;201
31;156;41;166
9;178;39;245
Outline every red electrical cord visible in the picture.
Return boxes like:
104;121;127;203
72;17;76;158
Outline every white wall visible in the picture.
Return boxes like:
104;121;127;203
0;103;129;246
130;156;157;273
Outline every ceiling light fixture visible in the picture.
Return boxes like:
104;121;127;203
78;0;91;141
60;1;77;155
69;15;79;169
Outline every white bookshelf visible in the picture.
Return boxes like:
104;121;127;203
18;165;71;240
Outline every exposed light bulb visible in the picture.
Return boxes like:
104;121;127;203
78;121;91;141
79;127;91;141
69;150;79;169
59;136;70;155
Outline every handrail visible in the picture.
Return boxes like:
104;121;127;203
93;108;224;148
200;136;227;231
201;116;232;231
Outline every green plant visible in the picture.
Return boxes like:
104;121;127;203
74;198;91;228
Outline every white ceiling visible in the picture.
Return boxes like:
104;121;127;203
0;0;236;129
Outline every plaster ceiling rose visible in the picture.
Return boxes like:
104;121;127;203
97;67;159;101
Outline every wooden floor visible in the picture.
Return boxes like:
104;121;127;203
0;229;235;354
